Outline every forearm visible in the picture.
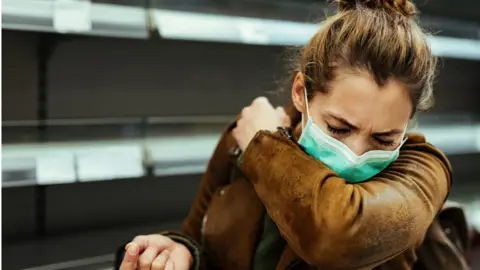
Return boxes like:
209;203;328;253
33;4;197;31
242;130;451;268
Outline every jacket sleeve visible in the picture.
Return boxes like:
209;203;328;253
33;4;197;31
159;122;238;269
241;131;451;269
181;122;238;240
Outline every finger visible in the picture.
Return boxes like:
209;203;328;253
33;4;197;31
169;250;190;270
148;234;174;249
120;244;140;270
241;106;250;116
252;96;269;105
165;260;175;270
236;118;244;126
129;235;149;252
151;250;170;270
276;106;286;116
276;106;291;127
138;246;160;270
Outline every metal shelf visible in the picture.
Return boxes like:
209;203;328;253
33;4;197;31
2;140;146;187
1;133;220;188
2;0;149;39
2;122;480;188
151;9;480;60
4;2;479;59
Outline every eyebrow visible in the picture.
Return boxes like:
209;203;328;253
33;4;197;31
326;112;359;130
372;129;404;137
326;112;403;136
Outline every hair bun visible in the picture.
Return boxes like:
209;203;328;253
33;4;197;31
337;0;418;18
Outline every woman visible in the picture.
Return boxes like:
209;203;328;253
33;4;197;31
120;0;453;269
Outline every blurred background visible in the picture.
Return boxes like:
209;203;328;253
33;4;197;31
2;0;480;269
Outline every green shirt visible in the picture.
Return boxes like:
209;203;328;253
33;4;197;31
252;214;287;270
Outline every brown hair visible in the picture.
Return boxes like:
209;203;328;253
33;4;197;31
290;0;437;116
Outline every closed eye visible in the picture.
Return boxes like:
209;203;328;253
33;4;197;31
374;137;396;147
327;124;350;135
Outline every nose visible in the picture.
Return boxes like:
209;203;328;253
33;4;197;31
346;138;369;156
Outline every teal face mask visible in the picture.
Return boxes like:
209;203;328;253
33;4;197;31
298;88;407;183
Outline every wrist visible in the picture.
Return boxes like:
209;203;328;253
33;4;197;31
160;231;202;270
175;242;193;264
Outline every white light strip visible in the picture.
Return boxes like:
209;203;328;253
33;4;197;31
152;10;480;60
427;36;480;60
476;125;480;151
464;202;480;231
152;10;317;46
416;124;480;155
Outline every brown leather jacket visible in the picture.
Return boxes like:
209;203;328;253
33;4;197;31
413;203;471;270
163;108;453;270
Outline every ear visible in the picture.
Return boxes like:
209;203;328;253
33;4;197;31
291;72;307;113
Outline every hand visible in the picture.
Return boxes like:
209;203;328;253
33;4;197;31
120;234;192;270
233;97;290;151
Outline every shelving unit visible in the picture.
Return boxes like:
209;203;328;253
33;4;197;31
152;9;480;60
2;1;480;268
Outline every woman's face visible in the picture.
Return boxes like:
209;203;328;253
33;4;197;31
292;71;412;155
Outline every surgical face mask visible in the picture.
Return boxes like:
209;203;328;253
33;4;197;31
298;88;407;183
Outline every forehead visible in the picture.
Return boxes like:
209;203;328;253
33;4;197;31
314;73;412;130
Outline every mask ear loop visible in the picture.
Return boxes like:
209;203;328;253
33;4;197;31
302;87;310;131
400;125;409;144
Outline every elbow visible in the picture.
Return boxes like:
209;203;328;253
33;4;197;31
303;244;379;270
303;246;356;269
296;230;361;269
306;252;351;269
298;231;397;269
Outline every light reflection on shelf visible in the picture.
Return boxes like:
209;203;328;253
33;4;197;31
2;123;479;187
